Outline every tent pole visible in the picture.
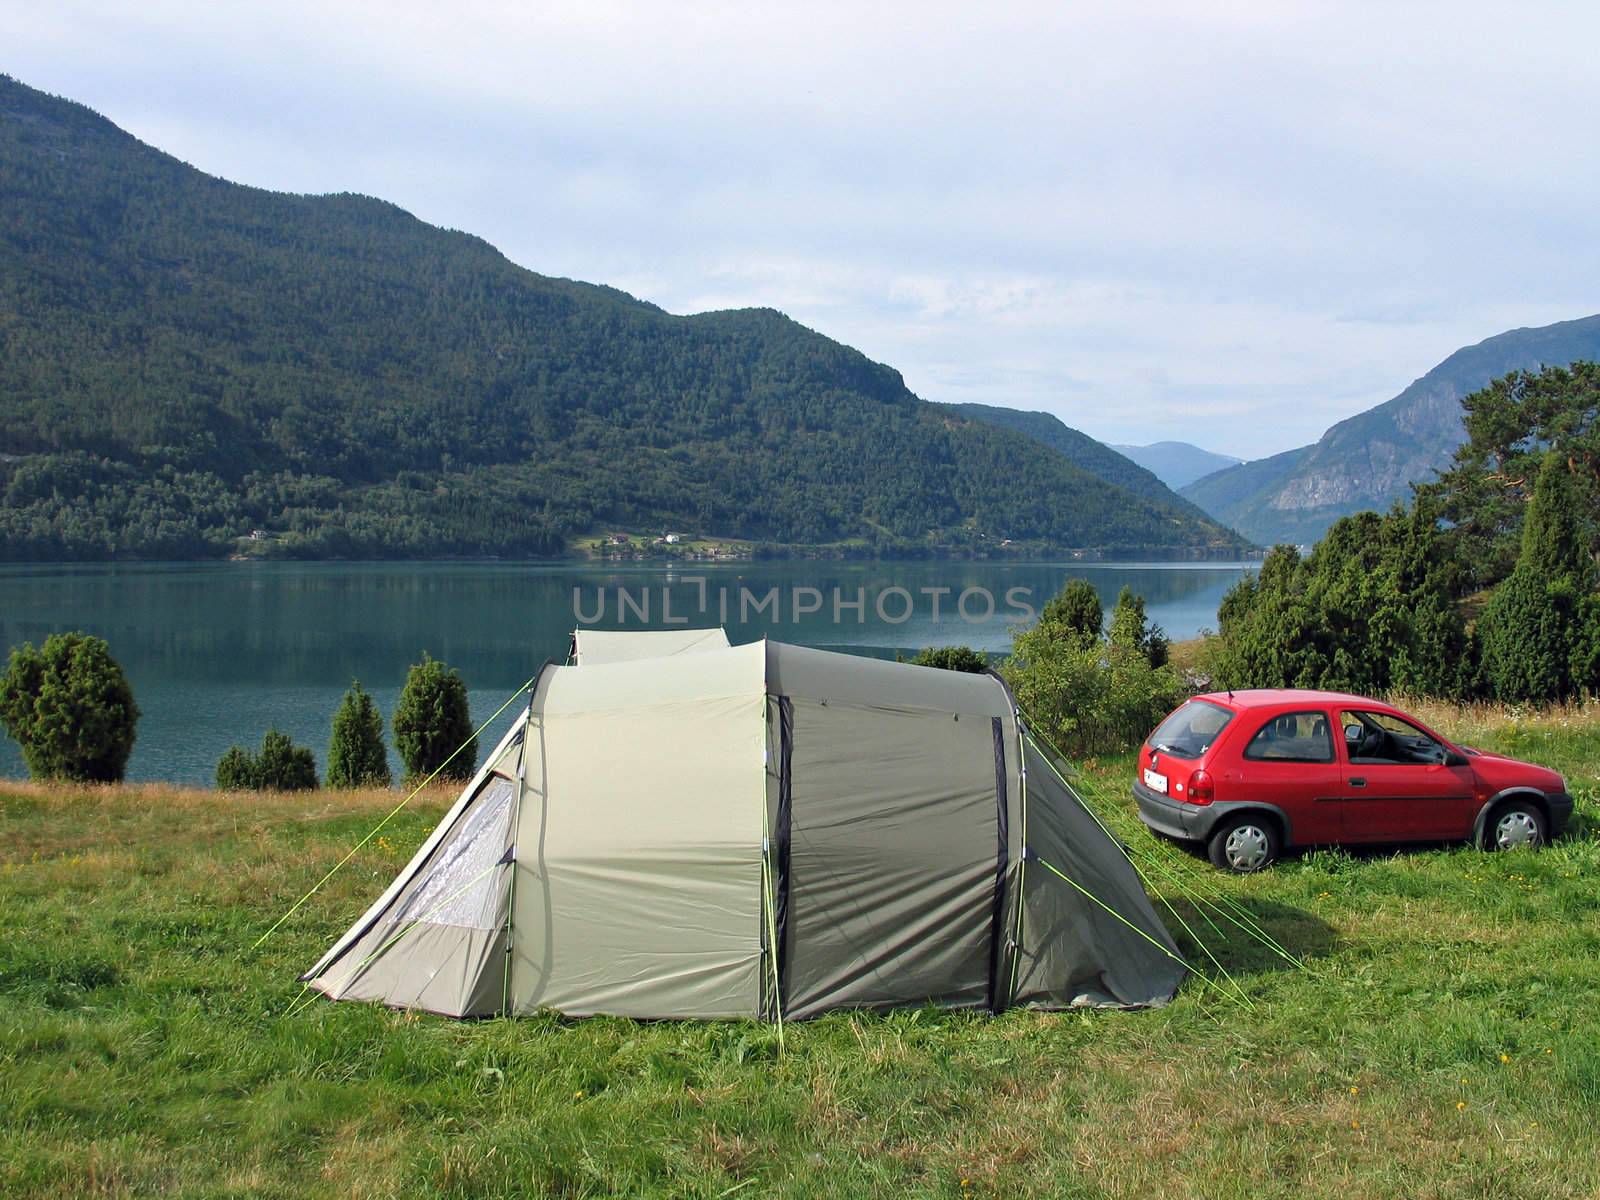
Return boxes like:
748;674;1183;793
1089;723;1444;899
761;851;785;1051
1006;707;1028;1005
502;695;533;1019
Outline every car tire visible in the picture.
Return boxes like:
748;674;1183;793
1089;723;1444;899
1207;815;1280;873
1482;799;1547;852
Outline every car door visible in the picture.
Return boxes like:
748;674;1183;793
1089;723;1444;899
1337;709;1477;842
1231;708;1342;845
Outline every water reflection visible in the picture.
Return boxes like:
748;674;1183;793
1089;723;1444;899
0;560;1254;783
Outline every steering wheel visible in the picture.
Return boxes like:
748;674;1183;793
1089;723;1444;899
1354;726;1384;760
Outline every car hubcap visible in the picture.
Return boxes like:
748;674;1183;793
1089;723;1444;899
1495;811;1541;850
1225;825;1270;871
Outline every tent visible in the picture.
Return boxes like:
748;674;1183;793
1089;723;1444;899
569;626;729;666
301;637;1185;1019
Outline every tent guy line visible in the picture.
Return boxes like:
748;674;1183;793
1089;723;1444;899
250;672;541;953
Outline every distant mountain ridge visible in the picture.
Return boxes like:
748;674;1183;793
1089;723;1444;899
1181;315;1600;545
0;75;1246;561
1109;442;1243;490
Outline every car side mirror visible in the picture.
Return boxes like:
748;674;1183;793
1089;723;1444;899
1443;750;1469;768
1343;723;1363;743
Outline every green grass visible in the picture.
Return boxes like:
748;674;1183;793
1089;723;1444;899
2;706;1598;1198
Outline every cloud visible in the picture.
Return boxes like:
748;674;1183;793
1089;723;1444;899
5;0;1599;457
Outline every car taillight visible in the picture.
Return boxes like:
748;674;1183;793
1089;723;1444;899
1188;769;1214;805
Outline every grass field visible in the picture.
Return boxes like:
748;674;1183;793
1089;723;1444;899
2;703;1597;1198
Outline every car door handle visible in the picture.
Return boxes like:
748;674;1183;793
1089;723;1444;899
1349;777;1366;787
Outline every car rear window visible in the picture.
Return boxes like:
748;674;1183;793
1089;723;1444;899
1148;700;1234;760
1244;711;1334;763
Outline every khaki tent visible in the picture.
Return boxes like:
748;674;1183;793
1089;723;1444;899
301;637;1184;1018
569;626;729;666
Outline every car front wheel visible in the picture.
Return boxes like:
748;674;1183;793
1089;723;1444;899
1208;815;1280;873
1483;800;1547;852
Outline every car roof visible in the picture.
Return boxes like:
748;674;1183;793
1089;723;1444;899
1190;688;1387;711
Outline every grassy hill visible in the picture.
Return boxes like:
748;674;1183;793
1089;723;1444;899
0;76;1244;561
1;701;1595;1196
1182;316;1600;545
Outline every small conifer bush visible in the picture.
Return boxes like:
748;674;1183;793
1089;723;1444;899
327;680;391;788
393;653;476;783
0;631;140;783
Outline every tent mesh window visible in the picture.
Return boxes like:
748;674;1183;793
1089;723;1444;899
390;776;515;931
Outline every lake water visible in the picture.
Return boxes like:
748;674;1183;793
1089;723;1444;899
0;560;1256;783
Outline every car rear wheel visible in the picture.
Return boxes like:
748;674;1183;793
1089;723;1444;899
1207;815;1280;873
1483;800;1546;852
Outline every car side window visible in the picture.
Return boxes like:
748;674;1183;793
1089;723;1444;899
1243;711;1334;763
1341;710;1447;765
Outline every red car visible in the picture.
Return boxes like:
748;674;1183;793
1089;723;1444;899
1132;689;1573;872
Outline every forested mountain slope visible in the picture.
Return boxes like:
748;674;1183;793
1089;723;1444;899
0;76;1245;560
948;404;1240;535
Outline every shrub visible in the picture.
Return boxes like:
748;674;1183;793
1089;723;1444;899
907;646;990;673
327;680;391;788
1006;579;1185;758
1477;454;1596;702
0;632;140;782
1038;578;1102;646
215;730;318;791
256;729;318;791
215;746;258;791
1571;595;1600;695
1478;567;1574;702
393;653;476;783
1210;504;1477;699
1004;624;1186;758
1108;586;1169;668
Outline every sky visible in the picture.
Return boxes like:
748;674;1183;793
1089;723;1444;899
5;1;1599;459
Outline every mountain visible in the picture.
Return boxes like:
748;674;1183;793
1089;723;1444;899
1180;315;1600;545
0;76;1246;561
947;405;1241;533
1108;442;1243;491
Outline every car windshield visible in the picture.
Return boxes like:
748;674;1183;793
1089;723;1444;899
1148;700;1234;759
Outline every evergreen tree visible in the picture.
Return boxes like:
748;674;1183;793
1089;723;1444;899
1478;453;1594;701
1108;586;1169;668
327;680;391;788
215;745;257;791
1478;567;1571;701
1383;497;1474;698
213;729;317;791
254;729;318;791
0;632;140;782
393;653;477;782
1571;595;1600;695
1429;361;1600;586
1039;579;1103;645
1519;453;1593;587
